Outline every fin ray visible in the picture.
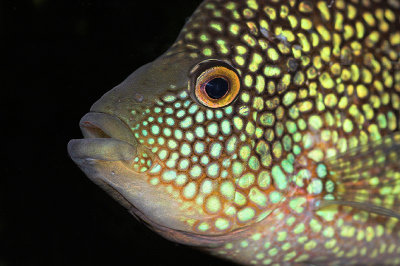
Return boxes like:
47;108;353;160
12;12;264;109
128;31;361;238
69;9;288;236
319;132;400;218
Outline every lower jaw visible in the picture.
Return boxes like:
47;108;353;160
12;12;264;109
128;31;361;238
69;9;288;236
68;137;137;162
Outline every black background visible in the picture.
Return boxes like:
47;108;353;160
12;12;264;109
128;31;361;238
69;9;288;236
3;0;234;265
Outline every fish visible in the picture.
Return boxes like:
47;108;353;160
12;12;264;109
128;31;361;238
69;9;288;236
68;0;400;264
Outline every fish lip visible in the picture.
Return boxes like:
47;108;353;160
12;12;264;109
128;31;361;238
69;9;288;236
79;112;137;147
67;112;138;162
67;138;137;162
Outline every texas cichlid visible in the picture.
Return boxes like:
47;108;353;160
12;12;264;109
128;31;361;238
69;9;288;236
68;0;400;264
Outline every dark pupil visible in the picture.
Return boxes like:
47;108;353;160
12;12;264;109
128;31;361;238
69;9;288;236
205;78;229;99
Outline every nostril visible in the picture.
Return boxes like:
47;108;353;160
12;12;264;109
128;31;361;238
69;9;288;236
80;121;111;139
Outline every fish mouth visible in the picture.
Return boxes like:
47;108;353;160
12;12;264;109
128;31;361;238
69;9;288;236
67;112;138;163
67;112;203;242
67;112;169;231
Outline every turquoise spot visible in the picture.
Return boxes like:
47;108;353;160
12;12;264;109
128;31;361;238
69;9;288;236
194;142;205;154
237;173;255;188
176;110;186;118
207;163;220;178
215;218;230;230
166;117;175;126
325;180;335;192
183;182;197;199
178;159;189;170
210;142;222;158
226;136;238;154
157;137;165;145
270;191;282;203
258;171;271;188
206;110;214;120
180;143;192;156
207;122;219;136
174;129;183;140
163;95;176;102
200;155;210;165
158;150;168;161
237;207;255;222
165;107;174;114
221;170;228;178
167;139;178;149
185;132;195;142
220;181;235;199
206;195;221;213
215;110;223;119
249;187;267;207
195;127;205;138
190;165;202;178
180;117;193;129
162;170;177;181
317;164;327;178
272;165;288;190
179;90;188;98
151;125;160;135
175;174;187;186
195;111;205;123
248;156;260;170
163;128;172;137
149;164;161;174
307;178;323;195
281;159;294;173
221;120;232;135
224;106;233;115
188;104;199;114
222;158;231;168
201;179;213;194
232;161;244;177
309;115;323;130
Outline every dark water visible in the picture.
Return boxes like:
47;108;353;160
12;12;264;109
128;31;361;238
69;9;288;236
3;1;234;265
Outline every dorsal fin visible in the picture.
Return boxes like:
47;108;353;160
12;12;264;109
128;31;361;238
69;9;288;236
319;132;400;218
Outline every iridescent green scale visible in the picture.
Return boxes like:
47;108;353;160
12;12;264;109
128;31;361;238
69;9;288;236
127;0;400;263
73;0;400;264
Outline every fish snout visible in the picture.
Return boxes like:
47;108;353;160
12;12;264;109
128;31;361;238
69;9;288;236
68;112;138;162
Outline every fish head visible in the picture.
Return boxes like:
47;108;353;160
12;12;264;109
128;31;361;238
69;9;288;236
68;1;295;247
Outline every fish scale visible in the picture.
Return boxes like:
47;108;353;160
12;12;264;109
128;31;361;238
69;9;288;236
68;0;400;264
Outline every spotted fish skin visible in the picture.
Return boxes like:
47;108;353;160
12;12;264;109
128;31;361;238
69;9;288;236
68;0;400;265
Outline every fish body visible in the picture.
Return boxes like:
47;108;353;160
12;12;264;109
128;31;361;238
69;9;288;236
68;0;400;264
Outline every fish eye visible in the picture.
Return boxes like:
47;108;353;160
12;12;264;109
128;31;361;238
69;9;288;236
190;60;240;108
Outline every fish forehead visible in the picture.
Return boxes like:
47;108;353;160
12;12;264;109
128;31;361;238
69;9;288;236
89;0;400;263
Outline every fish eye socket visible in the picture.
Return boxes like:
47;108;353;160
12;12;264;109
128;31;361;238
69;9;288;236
190;60;240;108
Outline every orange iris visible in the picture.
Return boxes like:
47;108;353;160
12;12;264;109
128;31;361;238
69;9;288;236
193;64;240;108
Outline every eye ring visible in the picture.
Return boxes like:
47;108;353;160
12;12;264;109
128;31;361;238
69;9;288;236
190;60;241;108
